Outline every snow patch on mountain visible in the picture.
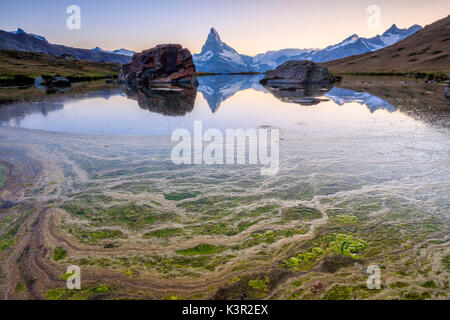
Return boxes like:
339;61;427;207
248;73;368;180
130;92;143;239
10;28;47;42
91;47;136;57
193;24;422;73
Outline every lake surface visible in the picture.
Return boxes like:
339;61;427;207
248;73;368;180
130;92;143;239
0;75;426;137
0;75;449;299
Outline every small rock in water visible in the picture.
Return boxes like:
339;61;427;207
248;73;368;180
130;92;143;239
445;84;450;99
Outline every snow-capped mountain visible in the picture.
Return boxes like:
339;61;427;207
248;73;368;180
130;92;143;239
91;47;136;57
325;87;396;113
9;28;47;42
0;29;132;64
193;28;253;73
193;24;422;73
311;24;422;62
197;74;265;112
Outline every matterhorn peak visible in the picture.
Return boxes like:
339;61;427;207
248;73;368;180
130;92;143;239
207;27;222;43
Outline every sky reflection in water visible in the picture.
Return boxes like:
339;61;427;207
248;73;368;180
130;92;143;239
0;75;427;137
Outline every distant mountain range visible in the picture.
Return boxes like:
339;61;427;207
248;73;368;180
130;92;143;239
9;28;48;42
193;24;422;73
0;23;424;72
323;15;450;73
0;28;133;64
91;46;136;57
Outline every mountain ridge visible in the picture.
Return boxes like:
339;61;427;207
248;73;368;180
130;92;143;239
193;24;422;73
323;15;450;73
0;29;132;64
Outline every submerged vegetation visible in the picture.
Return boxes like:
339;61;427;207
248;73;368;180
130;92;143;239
0;163;6;189
52;246;67;261
176;244;226;256
1;78;449;300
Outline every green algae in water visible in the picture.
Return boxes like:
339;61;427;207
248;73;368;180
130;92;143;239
283;247;326;269
331;215;359;225
69;228;126;243
441;255;450;271
164;191;200;201
143;228;184;238
0;164;6;189
329;234;367;259
61;202;175;230
390;281;409;289
281;205;322;221
248;276;270;291
324;285;353;300
190;221;257;236
46;285;111;300
53;246;67;261
176;244;227;256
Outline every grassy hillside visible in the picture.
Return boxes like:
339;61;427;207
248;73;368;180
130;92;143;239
0;50;120;85
323;15;450;75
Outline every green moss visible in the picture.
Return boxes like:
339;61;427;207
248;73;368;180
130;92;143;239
164;294;181;300
143;228;183;238
248;277;269;291
164;191;200;201
329;234;367;259
282;205;322;221
53;246;67;261
45;285;111;300
390;281;409;289
324;285;353;300
331;215;359;225
442;255;450;271
283;247;325;270
420;280;437;288
62;202;174;230
59;271;75;280
176;244;226;256
122;269;133;276
402;291;431;300
73;229;126;243
14;283;25;294
0;164;6;189
0;237;15;253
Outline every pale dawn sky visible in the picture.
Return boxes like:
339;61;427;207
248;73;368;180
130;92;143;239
0;0;448;55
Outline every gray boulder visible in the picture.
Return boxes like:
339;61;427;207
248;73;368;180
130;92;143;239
260;60;335;85
445;84;450;99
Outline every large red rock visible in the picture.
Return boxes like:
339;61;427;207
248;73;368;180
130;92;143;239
119;44;197;86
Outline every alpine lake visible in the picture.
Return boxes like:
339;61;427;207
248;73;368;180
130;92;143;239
0;74;449;300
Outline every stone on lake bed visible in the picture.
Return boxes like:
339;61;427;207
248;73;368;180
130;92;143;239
260;60;335;85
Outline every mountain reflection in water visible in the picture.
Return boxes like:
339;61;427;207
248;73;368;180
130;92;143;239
0;75;402;134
